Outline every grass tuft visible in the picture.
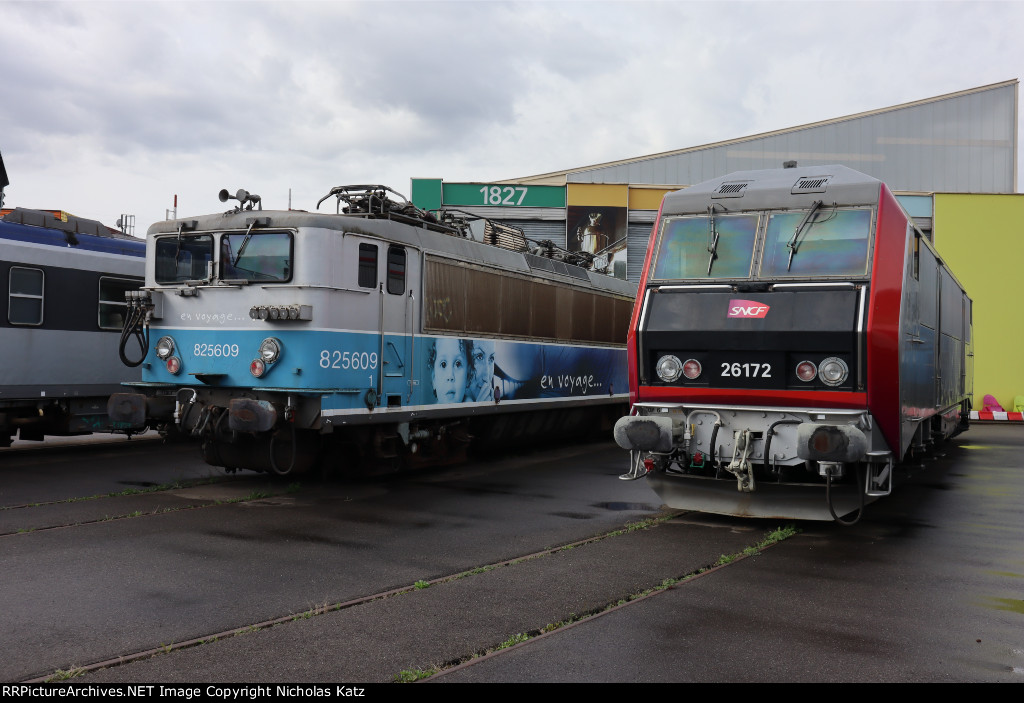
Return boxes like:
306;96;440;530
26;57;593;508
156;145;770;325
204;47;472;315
394;667;438;683
45;667;84;682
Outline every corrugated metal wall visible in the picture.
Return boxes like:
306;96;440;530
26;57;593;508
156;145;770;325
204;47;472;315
451;206;567;248
496;220;567;248
568;82;1017;194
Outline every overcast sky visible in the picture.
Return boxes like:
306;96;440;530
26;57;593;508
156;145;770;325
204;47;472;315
1;0;1020;231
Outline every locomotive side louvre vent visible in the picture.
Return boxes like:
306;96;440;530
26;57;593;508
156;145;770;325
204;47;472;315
563;263;591;281
712;182;749;198
525;253;556;273
792;176;832;194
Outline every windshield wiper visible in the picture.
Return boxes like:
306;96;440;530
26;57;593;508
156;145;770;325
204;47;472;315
786;199;823;270
706;205;720;275
233;222;256;267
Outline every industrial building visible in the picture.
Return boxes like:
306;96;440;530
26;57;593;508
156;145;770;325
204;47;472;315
411;80;1021;410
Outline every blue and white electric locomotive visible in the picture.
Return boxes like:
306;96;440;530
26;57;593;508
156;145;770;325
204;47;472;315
111;186;636;473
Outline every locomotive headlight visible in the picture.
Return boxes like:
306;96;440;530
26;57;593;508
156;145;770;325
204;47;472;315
796;360;817;382
656;355;684;382
258;337;282;364
818;357;849;387
155;336;175;360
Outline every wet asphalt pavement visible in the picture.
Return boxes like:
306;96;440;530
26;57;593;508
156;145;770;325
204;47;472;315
1;425;1021;683
436;424;1024;682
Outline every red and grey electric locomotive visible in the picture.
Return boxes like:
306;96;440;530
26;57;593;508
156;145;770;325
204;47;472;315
614;165;972;522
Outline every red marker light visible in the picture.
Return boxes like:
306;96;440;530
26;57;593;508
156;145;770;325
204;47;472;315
166;356;181;375
796;361;817;382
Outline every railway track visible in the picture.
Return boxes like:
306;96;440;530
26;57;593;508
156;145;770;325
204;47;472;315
23;513;797;683
1;438;799;684
0;474;280;536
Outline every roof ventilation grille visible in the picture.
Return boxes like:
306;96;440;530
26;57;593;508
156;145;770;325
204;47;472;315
792;176;832;194
712;182;749;198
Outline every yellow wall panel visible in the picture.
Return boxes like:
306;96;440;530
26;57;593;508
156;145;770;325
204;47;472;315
934;193;1024;411
628;187;672;210
566;183;628;207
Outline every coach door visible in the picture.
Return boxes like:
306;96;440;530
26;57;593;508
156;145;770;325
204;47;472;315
379;244;419;408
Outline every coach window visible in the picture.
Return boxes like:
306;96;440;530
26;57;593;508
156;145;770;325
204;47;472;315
387;246;406;295
358;243;378;288
9;266;44;325
98;277;143;330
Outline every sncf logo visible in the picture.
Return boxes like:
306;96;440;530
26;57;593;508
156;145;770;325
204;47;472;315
727;299;770;319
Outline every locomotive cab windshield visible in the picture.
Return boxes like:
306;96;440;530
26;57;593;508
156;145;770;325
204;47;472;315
155;230;294;285
651;205;873;282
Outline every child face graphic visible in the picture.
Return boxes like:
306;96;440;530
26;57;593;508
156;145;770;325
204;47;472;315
431;338;468;403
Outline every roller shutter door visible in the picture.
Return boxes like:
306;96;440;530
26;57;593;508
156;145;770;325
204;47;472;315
627;210;658;283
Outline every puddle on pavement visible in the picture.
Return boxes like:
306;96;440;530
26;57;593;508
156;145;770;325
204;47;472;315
593;501;658;511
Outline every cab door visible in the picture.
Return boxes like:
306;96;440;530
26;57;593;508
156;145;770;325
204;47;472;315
380;244;419;407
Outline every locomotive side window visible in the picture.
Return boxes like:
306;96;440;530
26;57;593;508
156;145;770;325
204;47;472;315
760;208;872;278
358;243;378;288
155;235;214;284
652;214;759;280
387;246;406;295
912;231;921;280
8;266;43;325
98;277;143;330
219;231;292;282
